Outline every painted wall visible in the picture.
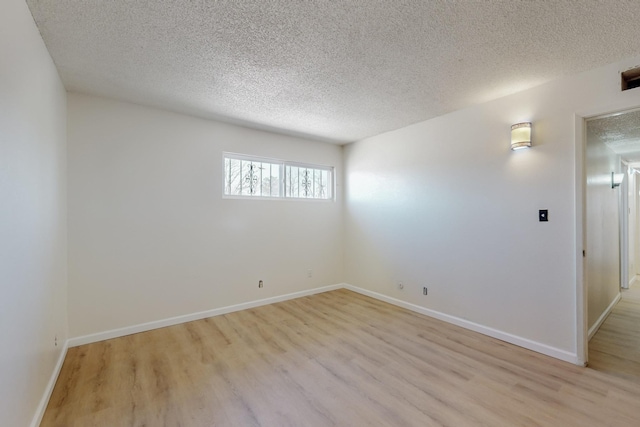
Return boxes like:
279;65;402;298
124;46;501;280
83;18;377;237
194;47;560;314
0;1;68;425
585;122;621;329
67;94;343;338
344;55;640;358
627;168;636;285
632;172;640;284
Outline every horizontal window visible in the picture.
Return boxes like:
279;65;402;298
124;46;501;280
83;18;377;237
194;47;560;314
223;153;333;200
224;155;281;198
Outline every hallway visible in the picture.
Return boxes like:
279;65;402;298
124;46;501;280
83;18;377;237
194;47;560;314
589;283;640;380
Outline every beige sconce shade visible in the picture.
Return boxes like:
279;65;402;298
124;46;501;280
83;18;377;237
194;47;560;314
612;172;624;188
511;122;532;150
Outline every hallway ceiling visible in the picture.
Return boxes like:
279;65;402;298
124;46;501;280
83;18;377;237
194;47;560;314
26;0;640;143
589;109;640;163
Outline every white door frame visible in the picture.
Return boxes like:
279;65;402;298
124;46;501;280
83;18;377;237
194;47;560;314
575;113;588;366
620;160;630;290
628;167;640;288
575;104;640;366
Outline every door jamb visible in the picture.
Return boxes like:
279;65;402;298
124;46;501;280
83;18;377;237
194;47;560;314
621;160;630;290
574;114;588;366
575;104;640;366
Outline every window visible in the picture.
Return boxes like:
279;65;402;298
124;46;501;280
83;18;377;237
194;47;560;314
284;164;332;199
224;155;281;197
223;153;333;200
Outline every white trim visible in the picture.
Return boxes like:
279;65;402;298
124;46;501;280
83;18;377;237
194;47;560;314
222;194;334;203
30;341;69;427
620;160;630;290
588;292;621;340
630;275;640;288
46;280;589;427
575;103;640;366
66;281;586;361
68;284;342;347
574;113;588;366
222;152;335;201
344;284;580;365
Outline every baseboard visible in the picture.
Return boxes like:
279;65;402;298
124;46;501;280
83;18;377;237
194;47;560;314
68;284;343;347
588;292;621;340
30;340;68;427
344;284;579;365
37;281;583;425
67;281;580;363
630;275;639;288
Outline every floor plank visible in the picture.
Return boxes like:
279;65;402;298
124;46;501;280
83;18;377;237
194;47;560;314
589;282;640;381
42;289;640;426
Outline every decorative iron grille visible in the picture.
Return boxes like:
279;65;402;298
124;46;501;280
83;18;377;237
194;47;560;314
224;153;333;200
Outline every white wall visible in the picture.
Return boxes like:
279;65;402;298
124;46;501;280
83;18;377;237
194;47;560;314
67;94;343;338
0;1;68;425
344;54;640;358
636;173;640;281
632;172;640;284
627;168;636;285
585;123;620;329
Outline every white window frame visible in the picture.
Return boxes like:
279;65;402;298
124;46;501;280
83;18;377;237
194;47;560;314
283;161;334;200
223;153;283;199
222;152;334;201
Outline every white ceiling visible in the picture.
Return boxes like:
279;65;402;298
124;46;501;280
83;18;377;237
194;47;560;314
26;0;640;143
588;109;640;163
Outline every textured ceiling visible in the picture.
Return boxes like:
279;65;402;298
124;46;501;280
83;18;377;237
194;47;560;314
588;109;640;163
26;0;640;143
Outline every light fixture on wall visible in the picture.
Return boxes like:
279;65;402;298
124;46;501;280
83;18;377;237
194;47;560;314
511;122;532;150
612;172;624;188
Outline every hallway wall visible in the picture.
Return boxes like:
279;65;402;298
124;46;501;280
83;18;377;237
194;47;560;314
632;172;640;285
585;120;621;331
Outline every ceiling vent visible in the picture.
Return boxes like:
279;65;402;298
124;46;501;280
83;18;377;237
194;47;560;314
621;67;640;91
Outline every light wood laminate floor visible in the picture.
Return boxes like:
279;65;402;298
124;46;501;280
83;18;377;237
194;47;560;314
589;283;640;380
42;289;640;426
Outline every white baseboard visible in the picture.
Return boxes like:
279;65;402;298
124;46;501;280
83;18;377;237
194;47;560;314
344;284;579;365
68;282;582;363
630;275;639;288
68;284;343;347
38;281;585;425
588;292;621;340
30;340;68;427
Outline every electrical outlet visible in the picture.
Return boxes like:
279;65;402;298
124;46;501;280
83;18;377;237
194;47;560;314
423;287;428;295
307;269;313;278
258;280;263;288
54;335;58;347
397;281;404;290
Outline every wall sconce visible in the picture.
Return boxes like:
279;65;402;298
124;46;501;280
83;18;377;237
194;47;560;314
511;122;532;150
612;172;624;188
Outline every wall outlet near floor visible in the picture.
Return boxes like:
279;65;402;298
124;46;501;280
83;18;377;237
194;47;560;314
423;287;428;295
54;335;58;347
307;269;313;278
397;281;404;290
258;280;263;288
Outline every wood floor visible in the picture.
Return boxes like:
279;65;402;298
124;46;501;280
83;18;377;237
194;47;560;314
42;289;640;426
589;282;640;380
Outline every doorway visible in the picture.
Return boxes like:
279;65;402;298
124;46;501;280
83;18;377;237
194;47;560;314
583;108;640;376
